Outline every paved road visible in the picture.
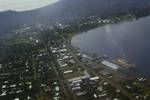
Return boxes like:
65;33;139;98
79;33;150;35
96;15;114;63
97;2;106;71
66;43;135;100
41;39;72;100
46;46;72;100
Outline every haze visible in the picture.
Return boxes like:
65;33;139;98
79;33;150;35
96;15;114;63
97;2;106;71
0;0;59;12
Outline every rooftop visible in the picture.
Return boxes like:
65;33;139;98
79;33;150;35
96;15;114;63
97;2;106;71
101;60;120;70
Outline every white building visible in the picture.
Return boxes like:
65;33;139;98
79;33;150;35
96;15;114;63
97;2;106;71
101;60;120;71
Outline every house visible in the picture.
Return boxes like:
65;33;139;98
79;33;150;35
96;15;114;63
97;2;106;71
90;77;99;81
64;70;73;74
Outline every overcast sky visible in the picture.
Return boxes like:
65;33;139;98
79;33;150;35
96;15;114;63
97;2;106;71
0;0;59;12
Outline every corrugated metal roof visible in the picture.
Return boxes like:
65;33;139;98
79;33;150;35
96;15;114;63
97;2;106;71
102;60;120;70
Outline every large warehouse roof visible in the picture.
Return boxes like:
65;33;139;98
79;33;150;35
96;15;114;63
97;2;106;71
102;60;120;70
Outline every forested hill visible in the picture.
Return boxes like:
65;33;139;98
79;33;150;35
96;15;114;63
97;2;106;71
0;0;150;35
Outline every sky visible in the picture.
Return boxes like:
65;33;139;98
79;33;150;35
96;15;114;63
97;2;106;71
0;0;59;12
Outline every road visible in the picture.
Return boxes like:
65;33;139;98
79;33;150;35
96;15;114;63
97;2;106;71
66;43;135;100
40;38;72;100
46;45;72;100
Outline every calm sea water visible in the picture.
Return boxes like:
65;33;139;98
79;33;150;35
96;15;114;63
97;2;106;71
71;16;150;77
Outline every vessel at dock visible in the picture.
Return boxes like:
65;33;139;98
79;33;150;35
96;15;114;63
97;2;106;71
113;58;136;69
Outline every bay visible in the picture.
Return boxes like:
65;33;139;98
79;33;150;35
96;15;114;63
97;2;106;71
71;16;150;77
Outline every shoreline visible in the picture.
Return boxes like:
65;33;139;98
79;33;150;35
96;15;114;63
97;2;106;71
67;17;150;78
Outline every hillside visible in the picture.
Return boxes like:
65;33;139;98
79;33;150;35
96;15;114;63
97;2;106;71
0;0;150;35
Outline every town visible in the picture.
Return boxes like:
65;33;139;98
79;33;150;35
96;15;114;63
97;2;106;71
0;15;150;100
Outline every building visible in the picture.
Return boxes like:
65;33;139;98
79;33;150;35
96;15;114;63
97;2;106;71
101;60;120;71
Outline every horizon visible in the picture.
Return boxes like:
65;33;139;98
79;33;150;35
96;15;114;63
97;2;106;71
0;0;59;12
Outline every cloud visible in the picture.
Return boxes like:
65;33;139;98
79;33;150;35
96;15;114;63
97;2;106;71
0;0;59;11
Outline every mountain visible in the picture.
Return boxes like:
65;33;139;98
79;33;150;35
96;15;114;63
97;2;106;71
0;0;150;35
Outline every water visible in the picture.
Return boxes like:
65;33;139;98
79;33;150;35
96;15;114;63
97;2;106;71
71;16;150;77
